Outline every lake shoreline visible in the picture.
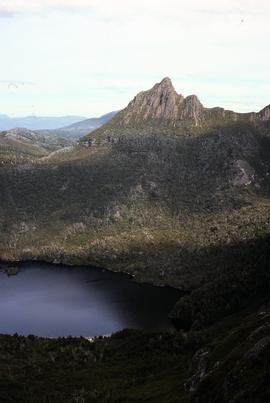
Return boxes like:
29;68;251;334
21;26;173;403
0;258;188;293
0;261;183;337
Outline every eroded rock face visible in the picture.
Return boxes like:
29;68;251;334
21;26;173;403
121;78;207;126
83;79;270;152
259;105;270;120
124;77;183;124
103;78;270;132
180;95;204;124
230;159;255;187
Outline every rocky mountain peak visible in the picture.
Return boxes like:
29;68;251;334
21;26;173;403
259;104;270;120
156;77;175;90
120;78;207;126
180;95;204;123
185;94;202;105
122;77;184;124
86;78;270;143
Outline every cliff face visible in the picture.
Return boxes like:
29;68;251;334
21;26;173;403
84;78;270;141
102;77;205;129
259;104;270;120
125;77;182;122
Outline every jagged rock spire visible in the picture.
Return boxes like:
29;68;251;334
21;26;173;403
122;77;205;125
89;78;270;138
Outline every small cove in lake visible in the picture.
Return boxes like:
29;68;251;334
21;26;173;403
0;262;182;337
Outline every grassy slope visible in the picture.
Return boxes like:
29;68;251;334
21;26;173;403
0;121;270;326
0;112;270;400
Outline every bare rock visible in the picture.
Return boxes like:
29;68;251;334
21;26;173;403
230;159;255;187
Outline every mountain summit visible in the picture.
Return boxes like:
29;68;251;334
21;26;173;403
84;78;270;143
117;77;204;126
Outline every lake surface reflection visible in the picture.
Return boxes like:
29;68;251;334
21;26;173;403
0;262;181;337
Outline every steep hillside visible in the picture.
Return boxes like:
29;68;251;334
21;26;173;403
1;301;270;402
0;78;269;328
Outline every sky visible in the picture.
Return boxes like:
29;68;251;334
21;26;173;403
0;0;270;117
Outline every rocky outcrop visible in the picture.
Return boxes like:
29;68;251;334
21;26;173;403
259;104;270;120
85;78;270;140
119;78;205;127
230;159;256;187
122;77;183;124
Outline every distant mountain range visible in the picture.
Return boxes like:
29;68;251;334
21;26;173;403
40;111;118;139
0;112;117;139
0;114;87;131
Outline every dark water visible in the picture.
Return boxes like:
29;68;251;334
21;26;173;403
0;262;181;337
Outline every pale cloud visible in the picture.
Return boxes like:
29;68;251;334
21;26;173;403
0;0;269;17
0;0;269;116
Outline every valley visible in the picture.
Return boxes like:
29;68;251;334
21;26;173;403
0;78;270;402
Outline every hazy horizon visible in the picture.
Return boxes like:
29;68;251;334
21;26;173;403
1;0;270;117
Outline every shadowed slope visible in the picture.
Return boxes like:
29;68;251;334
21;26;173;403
0;77;269;329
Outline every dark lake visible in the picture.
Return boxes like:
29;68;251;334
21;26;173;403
0;262;181;337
